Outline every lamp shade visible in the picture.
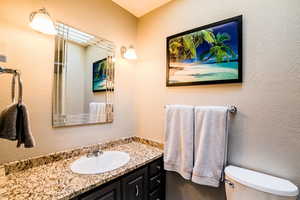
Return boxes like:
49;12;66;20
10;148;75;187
29;8;57;35
123;46;137;60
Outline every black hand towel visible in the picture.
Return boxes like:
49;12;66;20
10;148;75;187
0;103;18;140
16;103;35;148
0;103;35;148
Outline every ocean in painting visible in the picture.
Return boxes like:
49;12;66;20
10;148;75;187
169;61;238;83
168;20;240;84
93;79;107;90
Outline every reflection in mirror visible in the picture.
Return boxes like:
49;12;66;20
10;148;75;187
52;22;115;127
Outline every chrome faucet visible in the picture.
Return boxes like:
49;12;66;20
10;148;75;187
87;150;103;158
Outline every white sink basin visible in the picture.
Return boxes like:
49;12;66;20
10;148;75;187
70;151;130;174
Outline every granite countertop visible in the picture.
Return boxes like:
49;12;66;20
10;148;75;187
0;137;163;200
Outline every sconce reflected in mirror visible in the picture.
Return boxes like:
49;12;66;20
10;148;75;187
29;8;57;35
121;46;137;60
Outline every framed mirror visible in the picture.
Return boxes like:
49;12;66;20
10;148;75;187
52;22;115;127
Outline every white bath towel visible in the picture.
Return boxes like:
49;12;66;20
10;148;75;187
89;102;106;123
164;105;194;180
191;106;228;187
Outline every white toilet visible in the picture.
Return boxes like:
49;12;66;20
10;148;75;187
224;166;299;200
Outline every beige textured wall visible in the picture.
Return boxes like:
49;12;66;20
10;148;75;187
1;0;300;199
0;0;137;164
136;0;300;199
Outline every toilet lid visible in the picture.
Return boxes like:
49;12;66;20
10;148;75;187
225;166;299;197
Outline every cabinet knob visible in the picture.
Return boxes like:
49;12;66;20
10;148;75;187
135;185;139;197
156;165;161;170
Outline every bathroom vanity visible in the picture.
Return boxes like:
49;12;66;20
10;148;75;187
72;157;165;200
0;137;164;200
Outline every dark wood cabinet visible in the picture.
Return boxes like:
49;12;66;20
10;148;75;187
122;167;148;200
149;188;161;200
80;181;121;200
148;158;165;200
149;174;161;191
149;159;163;177
74;157;164;200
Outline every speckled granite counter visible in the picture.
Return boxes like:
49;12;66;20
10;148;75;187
0;137;163;200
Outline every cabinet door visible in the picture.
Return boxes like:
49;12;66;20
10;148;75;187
80;181;121;200
122;167;148;200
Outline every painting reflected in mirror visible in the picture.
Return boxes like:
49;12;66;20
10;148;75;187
93;58;107;92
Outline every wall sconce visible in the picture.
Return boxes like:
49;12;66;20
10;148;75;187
121;46;137;60
29;8;57;35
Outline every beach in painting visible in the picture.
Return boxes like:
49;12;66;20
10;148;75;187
167;19;240;84
169;61;238;83
93;79;107;90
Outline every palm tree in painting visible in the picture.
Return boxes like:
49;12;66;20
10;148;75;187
169;29;236;64
199;32;236;63
169;30;215;62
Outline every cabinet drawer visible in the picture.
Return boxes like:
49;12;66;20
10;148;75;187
149;158;163;177
149;188;162;200
149;174;161;191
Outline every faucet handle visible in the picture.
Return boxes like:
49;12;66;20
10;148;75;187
94;150;103;156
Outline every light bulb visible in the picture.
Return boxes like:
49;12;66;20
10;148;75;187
123;46;137;60
29;8;57;35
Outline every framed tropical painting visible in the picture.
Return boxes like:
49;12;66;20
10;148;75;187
166;15;242;86
93;58;107;92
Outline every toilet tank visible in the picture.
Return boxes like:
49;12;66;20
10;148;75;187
224;166;299;200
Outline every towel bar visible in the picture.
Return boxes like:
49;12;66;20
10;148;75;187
164;105;237;113
0;66;20;75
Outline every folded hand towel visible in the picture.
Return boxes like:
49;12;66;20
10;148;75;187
16;103;35;148
191;106;228;187
0;103;35;148
0;71;34;148
164;105;194;180
0;103;19;140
